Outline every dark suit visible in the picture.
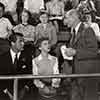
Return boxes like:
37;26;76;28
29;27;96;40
70;23;100;100
0;50;32;99
70;23;100;73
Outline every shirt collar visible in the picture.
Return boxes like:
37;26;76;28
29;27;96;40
38;54;53;61
10;49;21;63
75;22;81;34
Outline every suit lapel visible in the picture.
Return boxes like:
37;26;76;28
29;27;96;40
72;23;84;46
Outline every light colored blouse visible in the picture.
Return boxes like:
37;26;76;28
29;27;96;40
24;0;44;13
32;54;60;88
46;1;64;16
36;23;57;46
13;24;36;42
0;17;13;38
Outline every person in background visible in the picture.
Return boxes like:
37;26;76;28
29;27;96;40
32;37;60;100
16;0;24;23
2;0;18;24
0;2;13;55
13;9;36;57
24;0;44;14
46;0;64;32
35;11;57;56
85;12;100;41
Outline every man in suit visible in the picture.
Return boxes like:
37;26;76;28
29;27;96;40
63;9;100;100
0;32;32;100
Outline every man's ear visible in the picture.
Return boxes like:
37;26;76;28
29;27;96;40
39;47;41;50
11;42;15;46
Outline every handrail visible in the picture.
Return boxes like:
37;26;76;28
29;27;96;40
0;73;100;80
1;73;100;100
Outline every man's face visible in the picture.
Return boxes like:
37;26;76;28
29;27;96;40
40;40;50;52
64;12;77;28
0;7;4;18
40;14;48;24
12;36;24;52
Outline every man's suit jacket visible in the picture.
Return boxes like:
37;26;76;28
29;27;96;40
70;23;100;74
0;50;32;91
0;50;32;75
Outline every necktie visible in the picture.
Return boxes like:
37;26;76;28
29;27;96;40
14;54;18;67
70;29;76;46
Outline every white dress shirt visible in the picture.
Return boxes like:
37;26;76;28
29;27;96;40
74;22;81;35
10;49;20;63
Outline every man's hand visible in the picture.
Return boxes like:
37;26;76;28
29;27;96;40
39;85;50;94
65;48;76;57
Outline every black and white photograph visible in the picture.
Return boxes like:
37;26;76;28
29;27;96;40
0;0;100;100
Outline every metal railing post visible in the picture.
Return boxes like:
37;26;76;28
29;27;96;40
13;78;18;100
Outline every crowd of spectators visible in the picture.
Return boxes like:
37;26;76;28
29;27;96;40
0;0;100;100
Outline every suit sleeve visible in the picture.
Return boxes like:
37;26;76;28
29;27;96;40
76;27;98;60
51;26;57;46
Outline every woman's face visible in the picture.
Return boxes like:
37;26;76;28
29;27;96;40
21;11;29;23
40;14;48;24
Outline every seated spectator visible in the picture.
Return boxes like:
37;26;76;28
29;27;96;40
35;11;57;56
64;0;73;11
86;12;100;41
0;0;19;25
13;9;36;57
0;2;13;55
24;0;44;14
16;0;24;23
46;0;64;32
3;0;18;23
32;37;60;100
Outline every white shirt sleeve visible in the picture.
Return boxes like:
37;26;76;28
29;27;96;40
32;60;45;88
52;58;60;88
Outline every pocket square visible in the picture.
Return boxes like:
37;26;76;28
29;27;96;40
22;65;27;69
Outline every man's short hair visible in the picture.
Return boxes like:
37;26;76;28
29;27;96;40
36;37;49;48
9;31;23;43
65;9;80;19
0;2;5;11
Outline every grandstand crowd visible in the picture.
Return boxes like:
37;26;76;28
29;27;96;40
0;0;100;100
